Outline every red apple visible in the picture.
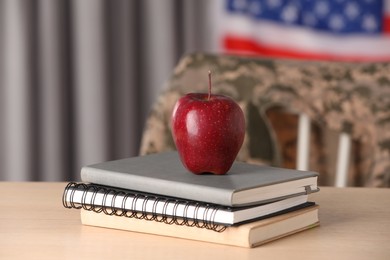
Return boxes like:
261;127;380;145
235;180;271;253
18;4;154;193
171;72;245;175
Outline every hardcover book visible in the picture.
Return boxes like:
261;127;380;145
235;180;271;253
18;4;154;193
80;204;319;248
81;152;319;207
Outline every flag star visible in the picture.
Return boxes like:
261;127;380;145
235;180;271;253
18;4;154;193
344;2;360;20
315;1;330;18
250;1;262;16
303;13;317;26
329;14;345;31
281;5;299;23
362;14;378;31
232;0;247;11
267;0;282;9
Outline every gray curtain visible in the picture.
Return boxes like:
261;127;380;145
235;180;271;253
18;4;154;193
0;0;220;181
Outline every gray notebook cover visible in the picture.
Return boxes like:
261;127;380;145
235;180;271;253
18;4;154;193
81;151;318;206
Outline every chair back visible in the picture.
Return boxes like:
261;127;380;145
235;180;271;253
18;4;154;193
140;53;390;187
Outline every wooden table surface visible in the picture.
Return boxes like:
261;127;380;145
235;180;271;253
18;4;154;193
0;182;389;260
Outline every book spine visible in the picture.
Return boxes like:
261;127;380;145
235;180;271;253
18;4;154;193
62;182;227;232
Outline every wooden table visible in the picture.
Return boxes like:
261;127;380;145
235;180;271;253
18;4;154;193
1;182;389;259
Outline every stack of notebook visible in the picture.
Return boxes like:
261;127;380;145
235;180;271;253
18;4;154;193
62;152;320;248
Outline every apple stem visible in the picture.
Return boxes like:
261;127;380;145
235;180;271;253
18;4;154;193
208;70;212;101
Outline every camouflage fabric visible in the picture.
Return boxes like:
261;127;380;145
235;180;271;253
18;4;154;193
139;53;390;187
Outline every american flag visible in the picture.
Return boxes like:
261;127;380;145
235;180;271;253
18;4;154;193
220;0;390;61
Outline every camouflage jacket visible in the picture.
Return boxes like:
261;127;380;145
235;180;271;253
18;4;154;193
140;53;390;187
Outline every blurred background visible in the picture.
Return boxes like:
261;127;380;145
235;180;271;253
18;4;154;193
1;0;389;181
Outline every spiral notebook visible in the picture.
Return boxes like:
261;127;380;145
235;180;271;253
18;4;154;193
63;182;312;231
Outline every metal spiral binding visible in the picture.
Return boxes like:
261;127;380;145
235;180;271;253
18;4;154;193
63;182;227;232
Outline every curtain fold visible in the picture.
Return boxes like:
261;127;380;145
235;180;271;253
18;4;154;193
38;0;71;181
1;0;36;180
0;0;216;181
106;0;138;160
71;0;111;178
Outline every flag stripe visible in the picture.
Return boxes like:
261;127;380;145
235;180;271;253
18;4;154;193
224;35;390;61
384;16;390;33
